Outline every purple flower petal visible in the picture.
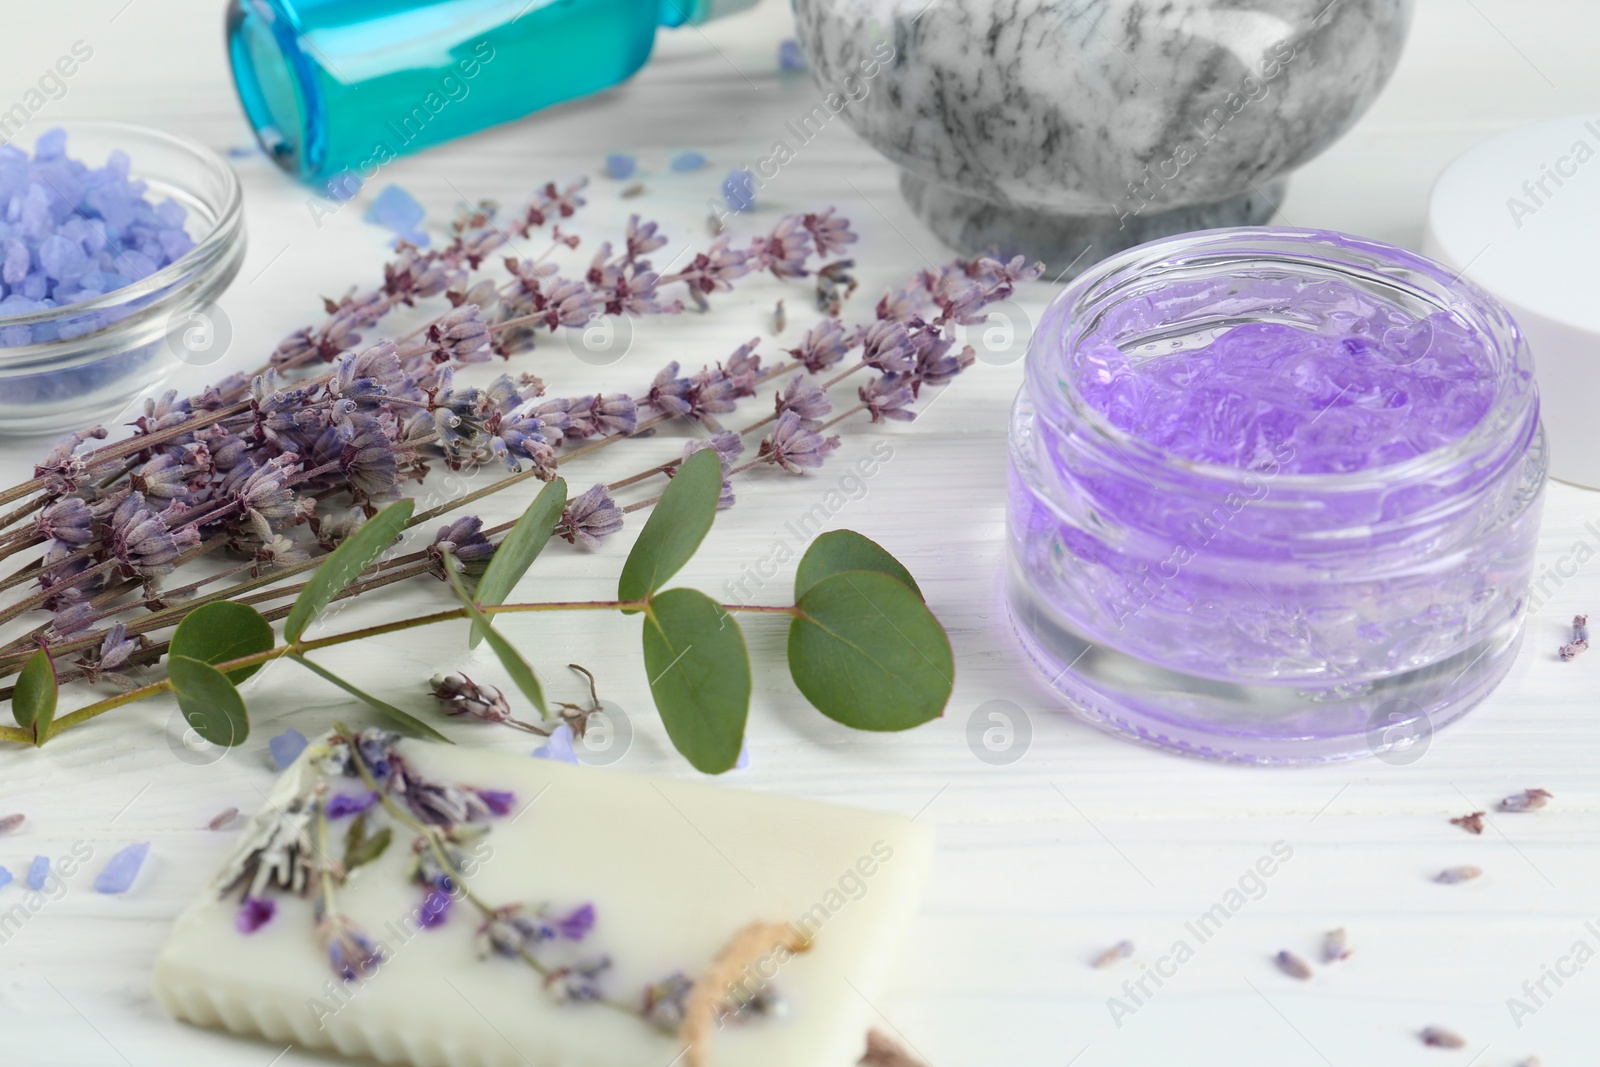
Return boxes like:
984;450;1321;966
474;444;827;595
557;902;596;940
93;842;150;894
532;723;579;764
476;789;516;817
268;727;309;769
419;888;453;928
235;896;276;933
26;855;49;891
325;791;379;819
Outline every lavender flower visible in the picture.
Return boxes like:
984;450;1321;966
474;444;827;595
679;234;752;294
642;972;695;1031
432;673;514;724
330;342;404;401
803;208;857;256
1500;788;1553;813
430;516;496;576
645;361;694;417
774;374;831;428
423;304;491;365
478;902;596;959
858;319;914;374
859;374;918;423
477;789;516;817
624;214;668;260
751;214;814;279
77;621;141;682
547;956;612;1003
396;764;495;828
555;485;624;548
532;721;579;763
109;493;200;578
788;319;851;373
33;426;107;493
683;432;742;509
565;394;637;439
911;335;975;390
419;887;453;928
35;497;95;546
318;913;385;981
759;411;840;473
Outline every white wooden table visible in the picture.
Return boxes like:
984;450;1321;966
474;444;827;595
3;2;1600;1064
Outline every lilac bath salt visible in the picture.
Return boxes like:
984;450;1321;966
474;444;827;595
1008;229;1543;763
26;855;49;890
0;866;11;889
95;841;150;894
269;727;309;769
0;128;198;343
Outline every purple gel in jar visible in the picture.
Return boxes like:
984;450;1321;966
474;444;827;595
1007;228;1545;763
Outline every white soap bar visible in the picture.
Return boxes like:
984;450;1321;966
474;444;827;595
154;732;932;1067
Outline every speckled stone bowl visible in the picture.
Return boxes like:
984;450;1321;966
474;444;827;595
791;0;1414;274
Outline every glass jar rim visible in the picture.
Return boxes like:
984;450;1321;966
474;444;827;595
1025;225;1539;495
0;119;245;361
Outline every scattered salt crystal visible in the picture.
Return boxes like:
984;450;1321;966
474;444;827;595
778;39;806;71
0;813;23;834
722;169;756;213
363;184;429;248
206;807;239;831
604;152;636;180
670;150;707;173
735;740;751;770
26;855;49;890
532;722;578;764
1434;865;1482;884
0;866;11;889
94;841;150;894
1500;788;1552;813
268;727;309;769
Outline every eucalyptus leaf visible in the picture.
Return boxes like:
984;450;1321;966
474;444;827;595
440;555;546;717
641;587;750;774
342;811;393;874
285;498;415;643
794;529;921;600
788;570;953;731
13;647;57;745
470;477;567;648
168;654;250;748
617;449;722;612
171;601;275;683
290;653;451;742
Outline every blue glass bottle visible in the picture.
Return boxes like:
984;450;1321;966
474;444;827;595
226;0;753;186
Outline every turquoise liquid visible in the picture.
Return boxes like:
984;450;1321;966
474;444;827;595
227;0;681;184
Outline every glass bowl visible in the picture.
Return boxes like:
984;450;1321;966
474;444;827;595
0;120;245;434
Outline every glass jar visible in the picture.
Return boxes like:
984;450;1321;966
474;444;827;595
0;121;245;434
1007;227;1545;764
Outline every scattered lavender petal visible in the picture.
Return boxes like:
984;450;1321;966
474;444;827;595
620;182;646;199
1322;927;1351;962
1092;940;1133;968
325;792;379;819
26;855;49;890
533;722;579;764
1450;811;1485;834
94;842;150;894
235;896;276;933
777;39;806;71
604;153;636;180
722;168;756;214
419;888;452;928
269;727;310;769
0;813;23;835
1274;950;1312;980
1434;865;1482;884
557;902;596;940
207;807;239;831
1420;1026;1466;1049
477;789;516;817
1500;788;1552;813
670;150;708;172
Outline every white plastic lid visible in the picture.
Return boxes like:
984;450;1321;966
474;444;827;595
1423;114;1600;488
